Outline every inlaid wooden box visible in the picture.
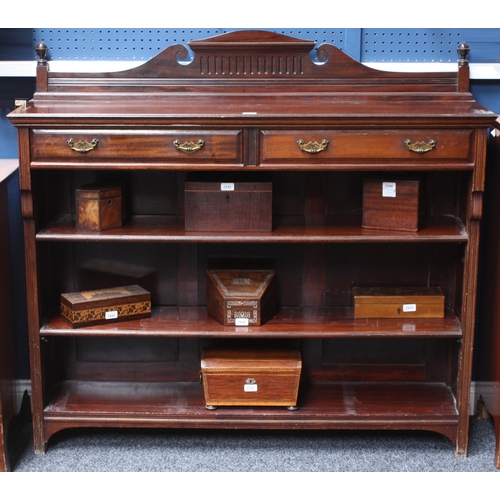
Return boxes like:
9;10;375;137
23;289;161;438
353;286;445;318
185;177;272;232
76;184;122;231
61;284;151;328
207;269;277;326
201;348;302;409
362;179;425;231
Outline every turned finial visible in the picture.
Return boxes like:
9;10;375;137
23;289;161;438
457;42;470;66
35;42;48;66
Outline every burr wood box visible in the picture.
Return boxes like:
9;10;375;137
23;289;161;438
353;287;445;319
200;348;302;408
362;178;425;231
76;184;122;231
185;176;272;232
60;284;151;328
206;269;277;326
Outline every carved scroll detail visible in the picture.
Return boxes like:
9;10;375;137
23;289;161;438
297;139;329;154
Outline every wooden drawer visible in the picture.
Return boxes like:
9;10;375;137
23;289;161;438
259;129;474;167
30;129;244;166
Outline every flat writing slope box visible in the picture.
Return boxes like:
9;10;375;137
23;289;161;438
201;349;302;409
362;179;425;231
353;287;445;319
60;284;151;328
207;269;277;326
76;184;122;231
185;178;272;232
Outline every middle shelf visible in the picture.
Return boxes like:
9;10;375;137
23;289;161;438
40;306;463;338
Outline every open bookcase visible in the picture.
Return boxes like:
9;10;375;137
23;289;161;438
8;31;496;455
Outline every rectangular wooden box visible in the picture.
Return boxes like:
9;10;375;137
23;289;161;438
207;269;277;326
362;179;425;231
185;177;272;232
201;348;302;408
60;284;151;328
76;184;122;231
353;286;445;318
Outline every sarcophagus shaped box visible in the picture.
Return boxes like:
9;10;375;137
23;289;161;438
207;269;277;326
353;286;445;318
201;348;302;409
60;284;151;328
362;178;425;231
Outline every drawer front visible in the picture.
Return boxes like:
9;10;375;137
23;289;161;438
259;129;474;167
30;129;243;166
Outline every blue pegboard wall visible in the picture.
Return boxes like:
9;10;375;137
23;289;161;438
32;29;348;61
32;28;500;63
361;29;500;63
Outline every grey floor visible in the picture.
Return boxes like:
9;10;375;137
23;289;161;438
6;409;500;472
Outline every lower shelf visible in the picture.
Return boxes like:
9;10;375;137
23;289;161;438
42;380;459;444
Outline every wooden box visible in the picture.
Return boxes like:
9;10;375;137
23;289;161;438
207;269;277;326
76;184;122;231
61;284;151;328
353;287;445;318
185;177;272;232
201;348;302;409
362;179;425;231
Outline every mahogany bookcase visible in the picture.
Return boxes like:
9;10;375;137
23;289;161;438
8;31;497;456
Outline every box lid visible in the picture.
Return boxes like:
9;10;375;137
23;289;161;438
61;284;150;310
201;349;301;371
76;184;122;199
353;286;444;304
207;270;275;299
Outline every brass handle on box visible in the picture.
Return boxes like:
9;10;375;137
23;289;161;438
173;139;205;153
297;139;329;154
67;138;99;153
404;139;436;154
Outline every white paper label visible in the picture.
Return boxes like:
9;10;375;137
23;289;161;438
382;182;397;198
221;183;234;191
402;304;417;312
402;324;416;332
235;317;249;326
244;383;258;392
105;310;118;320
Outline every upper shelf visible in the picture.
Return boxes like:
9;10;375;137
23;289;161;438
36;215;468;243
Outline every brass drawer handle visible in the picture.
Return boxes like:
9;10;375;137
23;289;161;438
297;139;329;154
67;138;99;153
404;139;436;154
173;139;205;153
